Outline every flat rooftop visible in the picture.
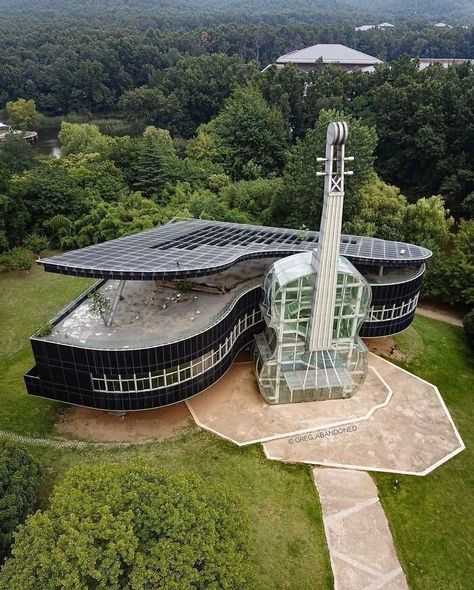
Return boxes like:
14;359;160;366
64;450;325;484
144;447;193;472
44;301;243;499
39;218;432;280
43;259;272;349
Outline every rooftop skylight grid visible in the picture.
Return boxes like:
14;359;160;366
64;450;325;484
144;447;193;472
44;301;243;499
39;218;432;279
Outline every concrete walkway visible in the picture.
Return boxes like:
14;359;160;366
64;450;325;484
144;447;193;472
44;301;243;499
313;467;408;590
416;305;463;327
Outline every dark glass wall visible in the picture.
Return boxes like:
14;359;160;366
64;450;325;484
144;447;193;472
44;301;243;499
25;263;426;410
26;288;264;410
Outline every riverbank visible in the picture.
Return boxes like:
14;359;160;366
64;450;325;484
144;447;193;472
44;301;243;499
32;114;139;157
36;113;137;136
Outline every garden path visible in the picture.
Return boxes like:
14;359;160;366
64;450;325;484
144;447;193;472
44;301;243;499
313;467;408;590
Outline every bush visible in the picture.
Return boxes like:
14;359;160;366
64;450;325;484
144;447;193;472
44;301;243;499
0;441;42;562
23;233;49;257
0;461;251;590
463;309;474;347
175;280;192;293
0;248;32;272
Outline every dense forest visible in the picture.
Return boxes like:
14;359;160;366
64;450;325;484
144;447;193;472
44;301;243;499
1;23;473;114
0;1;473;335
0;0;473;27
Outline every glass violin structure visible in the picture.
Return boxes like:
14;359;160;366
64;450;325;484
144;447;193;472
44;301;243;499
253;123;372;403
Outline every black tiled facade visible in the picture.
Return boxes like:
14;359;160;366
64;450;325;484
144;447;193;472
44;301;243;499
26;289;264;411
25;220;431;411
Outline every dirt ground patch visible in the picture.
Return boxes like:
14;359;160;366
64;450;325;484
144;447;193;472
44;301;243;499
56;402;193;442
363;336;401;359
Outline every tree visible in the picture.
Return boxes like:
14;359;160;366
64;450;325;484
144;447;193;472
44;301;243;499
119;87;183;134
0;247;32;272
208;173;231;193
187;189;251;224
343;175;407;241
142;126;176;157
43;215;75;249
207;84;288;179
273;109;377;229
0;135;36;174
403;196;454;253
423;219;474;306
259;63;306;138
5;98;37;130
443;220;474;306
185;128;219;162
72;192;168;247
7;160;86;238
23;233;49;257
0;461;251;590
220;177;284;223
121;54;257;137
463;309;474;347
0;441;41;562
58;122;108;156
130;136;172;198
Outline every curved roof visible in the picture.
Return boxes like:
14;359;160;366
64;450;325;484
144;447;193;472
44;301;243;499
39;218;432;280
271;251;365;289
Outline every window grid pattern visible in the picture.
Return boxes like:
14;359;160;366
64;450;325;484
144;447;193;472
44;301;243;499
368;294;419;322
91;309;261;394
39;218;432;281
255;254;371;404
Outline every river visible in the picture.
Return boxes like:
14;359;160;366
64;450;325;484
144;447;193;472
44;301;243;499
34;127;62;158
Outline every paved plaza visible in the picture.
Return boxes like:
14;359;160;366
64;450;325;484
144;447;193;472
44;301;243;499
187;354;464;476
186;362;392;445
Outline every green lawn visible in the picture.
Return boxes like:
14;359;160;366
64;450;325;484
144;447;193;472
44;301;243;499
30;432;333;590
0;265;333;590
0;262;93;434
2;265;473;589
374;317;474;590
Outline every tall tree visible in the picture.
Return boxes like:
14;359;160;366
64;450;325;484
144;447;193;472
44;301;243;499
207;84;289;179
5;98;37;130
272;109;377;229
58;122;108;156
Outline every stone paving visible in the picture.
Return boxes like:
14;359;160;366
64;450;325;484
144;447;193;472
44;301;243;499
263;354;465;475
313;468;409;590
186;362;392;445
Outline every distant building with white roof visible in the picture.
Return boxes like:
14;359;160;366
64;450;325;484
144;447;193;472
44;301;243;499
355;22;394;31
418;57;474;70
355;25;376;31
262;44;383;73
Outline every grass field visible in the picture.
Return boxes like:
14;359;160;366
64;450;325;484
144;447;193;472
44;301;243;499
374;318;474;590
1;265;473;589
0;265;333;590
0;262;93;434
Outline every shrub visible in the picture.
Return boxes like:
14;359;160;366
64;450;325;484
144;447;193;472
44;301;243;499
88;291;111;324
0;461;251;590
0;248;32;272
175;280;192;293
463;309;474;347
0;441;42;561
23;234;49;257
